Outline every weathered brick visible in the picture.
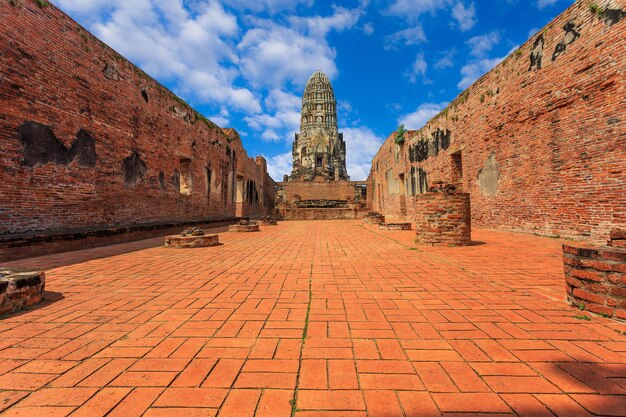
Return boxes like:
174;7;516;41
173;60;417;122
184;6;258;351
0;3;275;261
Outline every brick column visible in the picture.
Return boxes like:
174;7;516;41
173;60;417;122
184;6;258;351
414;192;471;246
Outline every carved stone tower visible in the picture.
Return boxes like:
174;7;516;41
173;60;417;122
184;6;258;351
289;70;349;182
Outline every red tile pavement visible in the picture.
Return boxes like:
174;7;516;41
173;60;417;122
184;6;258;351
1;220;626;416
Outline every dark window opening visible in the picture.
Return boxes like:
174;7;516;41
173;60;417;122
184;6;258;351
206;168;212;202
451;152;463;187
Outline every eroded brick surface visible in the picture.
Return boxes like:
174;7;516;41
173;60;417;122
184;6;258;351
1;221;625;416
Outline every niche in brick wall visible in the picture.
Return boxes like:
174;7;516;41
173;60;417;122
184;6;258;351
122;150;147;187
477;152;500;196
179;158;193;195
172;170;181;192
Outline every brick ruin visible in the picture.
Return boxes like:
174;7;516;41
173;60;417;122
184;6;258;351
0;268;45;315
0;2;275;261
563;230;626;320
369;0;625;241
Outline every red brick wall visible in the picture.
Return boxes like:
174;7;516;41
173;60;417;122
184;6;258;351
0;2;274;237
370;0;626;240
563;243;626;320
278;207;359;221
414;193;471;246
277;181;364;202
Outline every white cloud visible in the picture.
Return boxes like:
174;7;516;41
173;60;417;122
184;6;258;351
245;89;301;142
342;126;385;180
266;152;293;181
467;31;500;58
536;0;558;9
66;0;263;114
434;49;456;69
452;2;477;31
385;25;427;49
222;0;313;14
407;53;428;83
363;23;374;35
289;6;362;38
399;102;448;130
209;108;230;127
457;55;506;89
385;0;452;22
238;7;361;90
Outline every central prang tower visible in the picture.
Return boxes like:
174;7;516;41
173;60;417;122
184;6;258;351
289;70;349;182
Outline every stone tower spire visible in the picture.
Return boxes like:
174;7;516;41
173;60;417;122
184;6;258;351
289;70;349;182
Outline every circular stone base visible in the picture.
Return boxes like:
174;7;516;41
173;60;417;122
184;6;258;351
379;223;412;231
258;220;278;226
229;224;260;232
0;268;45;315
364;216;385;225
165;234;219;248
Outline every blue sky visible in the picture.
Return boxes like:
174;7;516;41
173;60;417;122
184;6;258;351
56;0;573;181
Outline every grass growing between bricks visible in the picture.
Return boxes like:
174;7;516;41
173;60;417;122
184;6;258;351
290;264;313;417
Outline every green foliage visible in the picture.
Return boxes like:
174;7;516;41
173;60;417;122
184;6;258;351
480;94;485;103
578;302;586;311
574;314;591;321
458;90;470;105
34;0;47;7
589;2;605;16
395;124;407;145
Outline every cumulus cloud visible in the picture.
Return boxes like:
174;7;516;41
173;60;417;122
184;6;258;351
222;0;313;14
399;102;449;130
341;126;385;180
385;0;451;22
406;53;428;83
62;0;263;114
434;49;456;69
385;25;427;49
238;7;361;90
452;2;477;31
536;0;558;9
467;31;500;58
266;152;293;181
245;89;301;142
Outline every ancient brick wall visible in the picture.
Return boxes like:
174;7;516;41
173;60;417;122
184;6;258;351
277;181;365;203
0;2;274;239
370;0;626;240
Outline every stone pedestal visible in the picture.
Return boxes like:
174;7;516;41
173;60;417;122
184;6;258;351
414;192;471;246
363;214;385;225
229;223;260;232
165;234;219;248
379;223;412;231
0;268;45;315
258;219;278;226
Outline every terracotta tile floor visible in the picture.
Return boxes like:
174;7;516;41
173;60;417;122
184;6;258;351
2;220;626;416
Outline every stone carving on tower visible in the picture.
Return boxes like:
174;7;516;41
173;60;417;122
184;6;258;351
288;70;349;182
